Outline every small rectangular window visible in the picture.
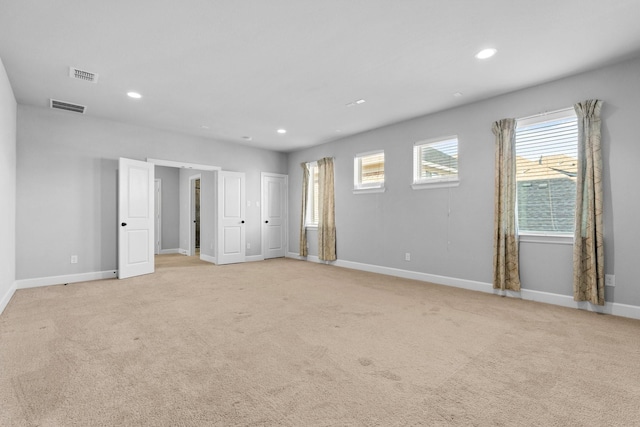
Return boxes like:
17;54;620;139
516;108;578;235
413;136;459;187
354;151;384;192
306;162;319;226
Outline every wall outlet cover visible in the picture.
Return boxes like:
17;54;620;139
605;274;616;287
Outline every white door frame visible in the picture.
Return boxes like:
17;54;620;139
261;172;288;259
154;179;162;255
188;174;201;256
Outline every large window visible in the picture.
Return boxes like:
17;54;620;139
515;109;578;235
354;150;384;192
412;135;458;188
305;162;319;227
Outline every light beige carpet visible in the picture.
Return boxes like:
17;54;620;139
1;255;639;426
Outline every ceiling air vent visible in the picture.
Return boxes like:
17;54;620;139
69;67;98;83
50;99;86;114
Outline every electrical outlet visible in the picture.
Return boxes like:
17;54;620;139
70;255;78;264
405;252;411;261
605;274;616;287
247;201;251;207
256;201;260;207
247;243;251;249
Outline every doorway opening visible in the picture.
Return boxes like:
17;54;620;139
154;179;162;255
190;176;201;256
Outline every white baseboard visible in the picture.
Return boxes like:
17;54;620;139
199;254;264;264
200;254;216;264
286;252;640;321
159;248;180;255
0;281;17;315
519;289;640;319
16;270;118;290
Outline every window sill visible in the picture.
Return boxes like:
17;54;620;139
519;234;574;245
353;186;386;194
411;179;459;190
305;224;318;230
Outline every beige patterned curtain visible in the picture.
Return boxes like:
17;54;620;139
299;162;309;257
493;118;521;291
573;100;605;305
317;157;336;261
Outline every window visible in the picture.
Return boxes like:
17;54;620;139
305;162;319;227
412;136;459;189
354;151;385;193
515;109;578;235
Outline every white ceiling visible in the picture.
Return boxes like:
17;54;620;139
1;0;640;153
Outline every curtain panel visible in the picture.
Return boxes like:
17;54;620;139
317;157;337;261
492;118;521;291
573;100;605;305
299;162;309;257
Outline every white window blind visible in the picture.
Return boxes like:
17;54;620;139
413;136;458;184
515;109;578;234
354;151;384;189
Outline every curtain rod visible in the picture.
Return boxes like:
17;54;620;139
303;156;335;165
518;106;574;121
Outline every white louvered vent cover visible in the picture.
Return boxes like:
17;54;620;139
69;67;98;83
50;99;86;114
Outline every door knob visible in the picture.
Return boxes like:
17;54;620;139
265;220;269;223
121;222;127;227
241;220;245;224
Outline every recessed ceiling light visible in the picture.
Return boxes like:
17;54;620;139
242;136;252;140
453;92;463;97
201;125;210;129
277;129;287;134
127;91;142;99
475;48;497;59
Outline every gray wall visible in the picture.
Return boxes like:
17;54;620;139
16;105;287;280
288;56;640;307
154;166;179;250
0;57;16;309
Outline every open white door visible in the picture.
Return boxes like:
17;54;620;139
262;173;287;259
118;158;155;279
217;171;246;265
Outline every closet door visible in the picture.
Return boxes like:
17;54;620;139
262;173;287;259
216;171;246;265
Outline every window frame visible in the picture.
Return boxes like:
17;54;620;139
515;107;578;242
305;161;319;228
411;135;460;190
353;150;386;194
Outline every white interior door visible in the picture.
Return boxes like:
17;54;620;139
118;158;155;279
217;171;246;265
262;173;287;259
